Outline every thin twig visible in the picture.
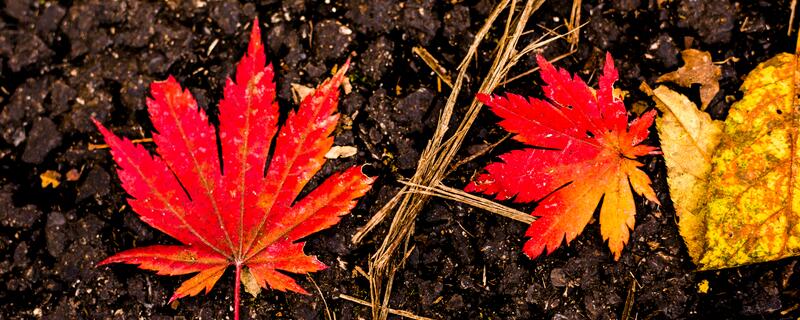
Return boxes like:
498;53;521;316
307;275;335;320
338;294;436;320
89;138;153;150
449;134;512;173
398;179;534;224
413;46;454;88
796;21;800;54
497;21;587;86
515;21;586;60
567;0;582;50
498;50;575;86
621;277;637;320
781;303;800;315
790;0;798;36
354;265;369;279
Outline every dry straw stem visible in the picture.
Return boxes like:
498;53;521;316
790;0;797;36
88;137;153;150
498;48;575;86
621;277;637;320
567;0;582;49
412;46;454;88
338;294;436;320
448;133;511;172
397;179;534;224
307;275;334;320
495;20;583;80
348;0;582;319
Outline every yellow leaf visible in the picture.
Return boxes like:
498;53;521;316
40;170;62;188
647;84;723;262
655;53;800;270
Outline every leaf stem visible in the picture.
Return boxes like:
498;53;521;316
234;263;242;320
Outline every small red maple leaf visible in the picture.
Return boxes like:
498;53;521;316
466;53;659;260
94;19;374;319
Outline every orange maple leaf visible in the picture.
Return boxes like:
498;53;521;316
466;53;659;260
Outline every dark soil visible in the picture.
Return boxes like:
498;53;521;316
1;0;799;319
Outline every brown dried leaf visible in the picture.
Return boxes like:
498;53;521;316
657;49;721;110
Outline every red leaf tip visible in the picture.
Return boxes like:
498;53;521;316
600;52;619;87
604;51;615;69
95;257;112;267
342;57;351;71
534;54;554;72
335;58;351;81
91;117;115;143
476;92;492;105
247;18;263;57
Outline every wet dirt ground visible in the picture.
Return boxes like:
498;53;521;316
1;0;799;319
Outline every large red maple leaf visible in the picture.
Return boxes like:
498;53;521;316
94;20;373;319
466;53;659;260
